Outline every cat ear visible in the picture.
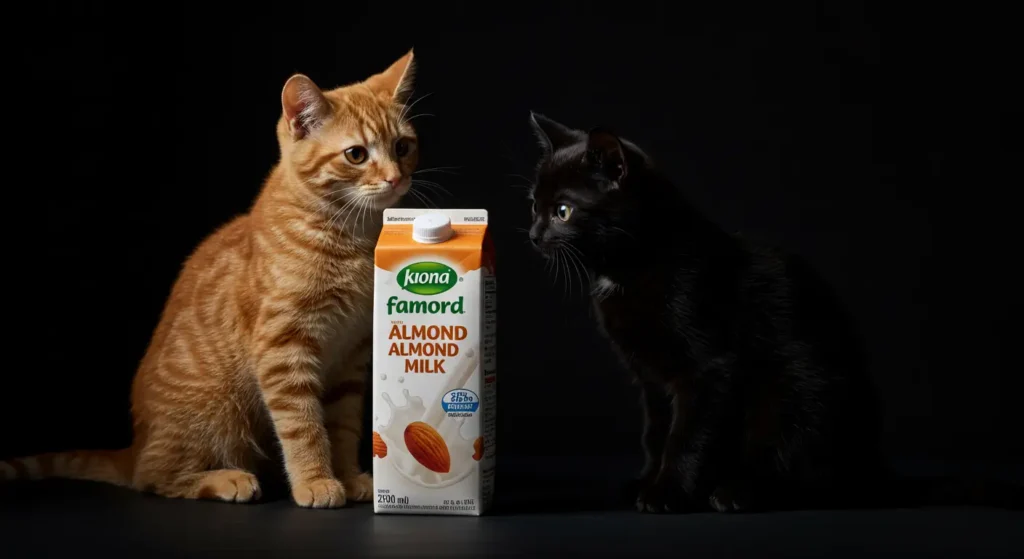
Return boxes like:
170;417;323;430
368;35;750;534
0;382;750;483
281;74;331;141
585;128;628;188
529;112;583;155
370;49;416;105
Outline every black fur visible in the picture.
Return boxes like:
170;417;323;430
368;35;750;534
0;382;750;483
525;113;1022;513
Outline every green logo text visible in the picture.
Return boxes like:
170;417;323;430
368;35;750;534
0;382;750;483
398;262;458;296
387;296;465;315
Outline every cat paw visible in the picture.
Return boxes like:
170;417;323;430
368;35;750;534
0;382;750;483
292;477;346;509
342;472;373;502
636;478;686;514
709;484;750;513
195;470;262;503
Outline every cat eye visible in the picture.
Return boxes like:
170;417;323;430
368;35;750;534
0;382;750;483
395;138;411;158
555;204;574;221
344;146;368;165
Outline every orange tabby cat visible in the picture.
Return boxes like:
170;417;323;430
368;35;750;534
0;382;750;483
0;50;419;508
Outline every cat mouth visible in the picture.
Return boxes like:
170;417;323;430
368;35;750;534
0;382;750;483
359;183;409;208
360;191;399;208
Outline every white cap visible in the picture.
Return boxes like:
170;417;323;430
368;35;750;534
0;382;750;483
412;212;454;244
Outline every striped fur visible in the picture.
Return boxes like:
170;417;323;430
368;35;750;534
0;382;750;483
0;50;418;508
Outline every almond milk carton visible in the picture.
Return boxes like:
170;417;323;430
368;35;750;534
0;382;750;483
372;209;496;515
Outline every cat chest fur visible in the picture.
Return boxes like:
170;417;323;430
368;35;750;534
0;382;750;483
265;254;375;382
315;285;373;379
591;282;694;384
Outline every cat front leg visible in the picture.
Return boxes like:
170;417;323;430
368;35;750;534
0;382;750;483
255;314;345;509
637;389;692;513
324;338;373;502
624;382;673;508
638;382;671;485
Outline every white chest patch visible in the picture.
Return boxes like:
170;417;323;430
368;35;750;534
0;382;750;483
592;275;620;300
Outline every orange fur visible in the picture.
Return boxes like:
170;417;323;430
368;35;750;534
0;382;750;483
0;50;419;508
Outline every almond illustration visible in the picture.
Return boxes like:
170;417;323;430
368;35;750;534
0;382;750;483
404;421;450;473
473;436;484;461
372;431;387;458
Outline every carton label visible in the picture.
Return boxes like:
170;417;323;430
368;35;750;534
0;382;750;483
372;209;496;516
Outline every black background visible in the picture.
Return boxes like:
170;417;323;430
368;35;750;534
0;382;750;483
4;2;1022;497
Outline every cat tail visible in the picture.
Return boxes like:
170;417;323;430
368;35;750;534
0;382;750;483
0;448;134;488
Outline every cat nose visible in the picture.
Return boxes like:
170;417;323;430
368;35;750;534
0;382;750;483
384;177;401;188
529;232;541;247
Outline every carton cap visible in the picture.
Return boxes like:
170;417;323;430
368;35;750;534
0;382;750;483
412;213;454;244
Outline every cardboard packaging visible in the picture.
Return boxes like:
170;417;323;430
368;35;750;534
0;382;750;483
371;209;496;515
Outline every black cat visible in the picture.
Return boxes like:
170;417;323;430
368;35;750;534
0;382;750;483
524;112;1020;513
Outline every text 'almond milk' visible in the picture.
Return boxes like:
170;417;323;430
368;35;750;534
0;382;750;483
372;209;496;515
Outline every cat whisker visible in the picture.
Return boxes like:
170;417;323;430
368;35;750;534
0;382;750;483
409;184;445;206
552;249;561;292
323;186;363;214
364;197;376;233
563;243;588;296
610;226;637;241
546;250;559;290
412;177;445;186
353;197;365;235
324;188;357;206
334;199;356;234
406;113;435;121
412;179;453;195
407;189;437;209
398;92;434;124
560;250;571;300
557;243;579;297
414;166;462;176
576;256;588;296
409;186;438;205
361;196;375;234
414;186;441;205
563;240;587;266
506;173;534;184
323;190;360;234
413;187;453;204
320;206;346;239
422;194;440;209
556;248;567;298
323;188;346;200
405;189;425;206
358;196;374;235
565;248;573;301
337;193;366;234
313;195;359;251
411;177;447;186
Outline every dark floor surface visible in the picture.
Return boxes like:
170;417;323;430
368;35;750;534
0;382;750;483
3;458;1023;558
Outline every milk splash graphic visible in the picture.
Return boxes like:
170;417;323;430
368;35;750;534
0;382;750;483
377;349;478;489
372;209;496;516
